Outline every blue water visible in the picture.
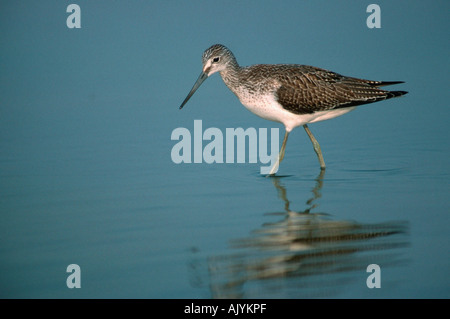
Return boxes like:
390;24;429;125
0;1;449;298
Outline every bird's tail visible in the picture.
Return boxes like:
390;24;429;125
386;90;408;98
354;79;408;98
374;81;405;87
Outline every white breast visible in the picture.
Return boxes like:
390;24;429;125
238;92;357;132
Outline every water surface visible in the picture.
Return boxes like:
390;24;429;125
0;1;449;298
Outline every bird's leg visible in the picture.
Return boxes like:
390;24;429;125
268;130;289;176
303;124;326;169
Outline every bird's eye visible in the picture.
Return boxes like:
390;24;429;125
213;57;220;63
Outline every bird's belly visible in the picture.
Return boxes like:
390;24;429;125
308;107;357;123
237;94;316;131
239;94;286;123
238;94;357;132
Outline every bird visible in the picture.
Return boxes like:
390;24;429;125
179;44;407;175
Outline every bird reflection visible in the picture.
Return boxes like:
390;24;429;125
190;171;409;298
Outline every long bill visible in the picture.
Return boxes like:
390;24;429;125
179;71;208;109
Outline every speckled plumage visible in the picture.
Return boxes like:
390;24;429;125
201;45;407;116
180;44;408;174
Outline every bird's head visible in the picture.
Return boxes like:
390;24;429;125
179;44;236;109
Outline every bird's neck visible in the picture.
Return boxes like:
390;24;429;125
219;61;241;93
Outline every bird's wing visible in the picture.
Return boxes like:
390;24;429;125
274;65;405;115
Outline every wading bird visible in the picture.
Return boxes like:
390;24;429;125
179;44;407;175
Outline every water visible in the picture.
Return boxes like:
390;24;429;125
0;1;449;299
1;108;448;298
